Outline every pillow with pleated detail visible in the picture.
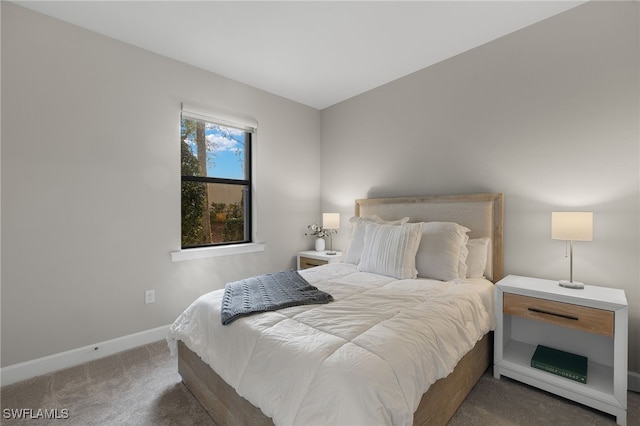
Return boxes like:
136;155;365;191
357;222;423;279
415;222;470;281
343;215;409;265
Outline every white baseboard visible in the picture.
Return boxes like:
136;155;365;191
629;371;640;393
1;324;171;387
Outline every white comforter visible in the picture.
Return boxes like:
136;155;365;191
167;263;496;426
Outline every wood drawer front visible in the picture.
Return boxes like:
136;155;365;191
299;256;327;269
503;293;614;337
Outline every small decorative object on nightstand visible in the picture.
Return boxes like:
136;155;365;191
297;250;342;270
551;211;593;289
494;275;628;425
305;220;337;252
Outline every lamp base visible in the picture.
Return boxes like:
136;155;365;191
559;280;584;289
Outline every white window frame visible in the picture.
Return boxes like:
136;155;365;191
171;103;262;262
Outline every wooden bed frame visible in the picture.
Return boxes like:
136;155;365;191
177;192;504;425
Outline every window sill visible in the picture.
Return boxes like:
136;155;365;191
170;242;265;262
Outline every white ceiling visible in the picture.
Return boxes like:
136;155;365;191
15;1;585;110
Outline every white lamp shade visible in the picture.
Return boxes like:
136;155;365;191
552;212;593;241
322;213;340;229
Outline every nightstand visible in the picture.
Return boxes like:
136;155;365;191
297;250;342;270
494;275;628;425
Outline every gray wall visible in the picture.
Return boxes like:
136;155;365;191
321;1;639;372
1;3;321;366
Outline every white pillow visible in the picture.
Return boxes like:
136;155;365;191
343;215;409;265
466;237;491;278
415;222;470;281
358;222;423;279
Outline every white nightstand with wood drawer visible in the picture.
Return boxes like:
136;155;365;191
297;250;342;270
494;275;628;425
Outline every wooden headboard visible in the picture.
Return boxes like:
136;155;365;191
355;193;504;282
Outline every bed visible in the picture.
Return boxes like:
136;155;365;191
167;192;504;425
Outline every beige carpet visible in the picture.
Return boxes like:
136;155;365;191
1;340;638;425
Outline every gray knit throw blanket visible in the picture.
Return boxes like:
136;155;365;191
221;270;333;325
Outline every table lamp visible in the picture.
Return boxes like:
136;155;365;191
322;213;340;255
551;211;593;289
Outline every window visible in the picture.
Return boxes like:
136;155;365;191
180;110;253;249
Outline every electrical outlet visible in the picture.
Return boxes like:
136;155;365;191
145;290;156;304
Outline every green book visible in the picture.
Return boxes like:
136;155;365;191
531;345;587;384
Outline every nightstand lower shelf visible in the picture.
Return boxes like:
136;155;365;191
495;347;624;424
496;339;615;397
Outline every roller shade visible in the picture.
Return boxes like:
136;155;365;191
181;103;258;132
